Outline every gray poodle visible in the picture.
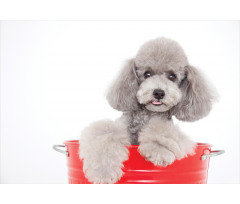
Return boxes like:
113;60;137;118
79;37;216;184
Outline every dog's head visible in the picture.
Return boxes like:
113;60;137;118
107;37;216;121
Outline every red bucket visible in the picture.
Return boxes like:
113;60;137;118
53;140;224;184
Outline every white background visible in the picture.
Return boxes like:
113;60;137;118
0;21;239;184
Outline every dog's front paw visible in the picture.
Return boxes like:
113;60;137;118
139;143;176;167
81;147;128;184
176;138;196;160
83;163;124;184
79;119;130;184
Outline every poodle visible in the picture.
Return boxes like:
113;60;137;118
79;37;216;184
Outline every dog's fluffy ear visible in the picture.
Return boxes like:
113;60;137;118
106;59;139;111
172;65;216;122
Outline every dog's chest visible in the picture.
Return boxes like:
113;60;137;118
126;111;153;145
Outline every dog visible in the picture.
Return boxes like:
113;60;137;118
79;37;216;184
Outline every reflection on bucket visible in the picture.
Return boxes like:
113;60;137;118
53;140;224;184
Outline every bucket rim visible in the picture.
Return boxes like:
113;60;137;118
63;140;212;148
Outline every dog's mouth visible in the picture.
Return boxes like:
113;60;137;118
144;99;169;112
151;100;163;106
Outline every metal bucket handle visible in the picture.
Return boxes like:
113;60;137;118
53;144;69;157
201;150;225;160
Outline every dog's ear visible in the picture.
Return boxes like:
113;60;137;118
171;65;216;122
106;59;139;111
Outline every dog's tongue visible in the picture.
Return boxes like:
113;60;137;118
152;101;162;105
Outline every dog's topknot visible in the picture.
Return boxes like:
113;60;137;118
135;37;188;71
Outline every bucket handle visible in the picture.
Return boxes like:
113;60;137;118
201;150;225;160
53;144;69;157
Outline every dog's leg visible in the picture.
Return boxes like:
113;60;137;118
138;117;196;167
79;118;130;184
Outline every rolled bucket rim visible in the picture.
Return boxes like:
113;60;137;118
63;139;212;148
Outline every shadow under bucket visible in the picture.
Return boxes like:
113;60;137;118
53;140;224;184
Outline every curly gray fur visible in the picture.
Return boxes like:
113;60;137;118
79;37;217;183
122;109;170;145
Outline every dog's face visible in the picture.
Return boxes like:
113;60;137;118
107;37;216;121
134;39;188;112
136;71;184;113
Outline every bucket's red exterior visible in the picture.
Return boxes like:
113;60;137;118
64;140;212;184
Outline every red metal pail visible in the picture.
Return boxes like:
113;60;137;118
53;140;224;184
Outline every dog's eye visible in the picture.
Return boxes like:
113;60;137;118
144;71;152;79
168;73;176;82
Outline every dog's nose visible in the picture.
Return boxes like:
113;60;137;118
153;89;165;99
